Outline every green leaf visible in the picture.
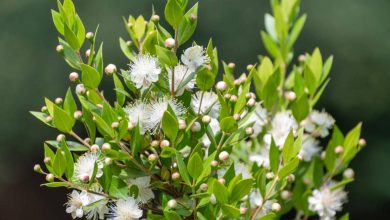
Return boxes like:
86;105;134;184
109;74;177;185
160;147;176;158
196;67;215;91
187;153;203;179
60;140;74;179
134;15;146;39
176;152;191;185
278;157;299;179
164;210;182;220
165;0;184;29
45;140;89;151
63;88;77;116
340;213;349;220
30;111;54;127
292;94;310;122
41;182;70;188
260;213;276;220
282;131;295;162
81;64;102;89
64;24;80;50
131;123;142;156
51;10;64;35
177;3;198;45
329;178;354;191
92;113;115;138
75;15;85;47
155;45;178;66
53;149;66;177
269;138;280;173
221;204;240;218
113;73;126;106
261;31;280;58
310;48;323;81
213;180;229;204
304;66;318;96
162;110;179;141
143;31;157;54
342;123;363;163
119;37;134;60
324;126;344;172
109;176;129;199
288;14;306;48
53;104;75;133
220;116;238;134
230;179;254;202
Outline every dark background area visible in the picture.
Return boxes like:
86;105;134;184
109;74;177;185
1;0;389;219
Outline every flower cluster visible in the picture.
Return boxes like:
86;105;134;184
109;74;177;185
32;0;365;220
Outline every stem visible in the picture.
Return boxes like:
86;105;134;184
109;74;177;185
70;131;91;148
192;179;197;220
214;133;227;159
250;177;279;220
171;65;175;96
197;91;205;115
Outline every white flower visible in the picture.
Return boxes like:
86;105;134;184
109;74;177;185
126;54;161;88
124;101;149;134
146;97;186;134
300;135;321;162
234;162;252;179
74;153;103;182
303;110;335;138
85;186;109;220
167;64;195;96
249;190;273;217
128;176;154;204
191;91;220;118
181;45;209;72
246;104;268;136
66;190;89;219
308;185;347;220
249;146;270;169
264;111;298;147
108;197;143;220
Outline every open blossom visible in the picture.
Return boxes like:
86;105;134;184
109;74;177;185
74;153;103;182
66;190;90;219
191;91;220;118
246;104;268;136
264;111;298;147
146;97;186;134
249;190;274;218
181;45;209;71
303;110;335;138
308;184;347;220
128;176;154;204
85;186;109;220
300;135;321;161
249;145;270;169
108;197;143;220
126;54;161;88
167;64;195;96
124;101;149;134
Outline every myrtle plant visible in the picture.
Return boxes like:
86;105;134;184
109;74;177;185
32;0;365;219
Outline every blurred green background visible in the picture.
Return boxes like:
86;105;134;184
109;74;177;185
1;0;389;219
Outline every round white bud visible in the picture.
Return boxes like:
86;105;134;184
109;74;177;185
240;207;247;215
216;81;228;91
45;116;53;123
85;49;91;57
111;122;119;129
164;38;175;48
233;113;241;121
321;151;326;160
287;174;295;182
335;146;344;154
86;32;94;40
84;138;91;144
266;172;274;179
224;93;231;99
151;140;160;147
105;64;117;75
284;91;296;101
105;157;113;165
73;110;83;119
160;140;170;148
33;164;42;173
172;172;180;180
298;54;306;62
69;72;79;82
297;153;304;161
233;79;241;85
209;194;217;204
55;97;63;105
359;138;367;146
245;127;254;135
202;115;211;124
343;168;355;179
96;104;103;109
90;144;99;153
247;98;256;107
246;64;254;71
211;160;219;167
81;174;90;183
200;183;208;191
56;134;65;142
151;14;160;22
167;199;177;209
44;157;51;164
178;119;186;130
219;151;229;161
127;122;135;131
41;106;48;112
102;143;111;152
190;122;201;132
218;178;225;184
75;84;86;95
230;95;238;102
148;154;158;162
46;173;55;182
56;44;64;53
281;191;291;200
271;202;281;212
228;62;236;69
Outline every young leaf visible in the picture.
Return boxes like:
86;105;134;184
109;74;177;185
230;179;254;202
162;110;179;141
63;88;77;116
81;64;102;89
269;138;280;173
278;157;299;179
53;104;75;133
164;0;184;29
155;46;178;66
213;180;229;204
221;204;240;218
187;153;203;180
196;67;215;91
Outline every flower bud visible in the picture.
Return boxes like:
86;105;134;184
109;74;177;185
246;98;256;107
84;138;91;145
41;106;48;113
230;95;237;102
178;119;186;130
164;38;175;48
56;44;64;53
233;113;241;121
56;134;65;142
105;64;117;75
209;194;217;204
189;14;197;21
55;97;63;105
111;121;119;129
45;116;53;123
233;79;241;85
281;190;291;200
211;160;219;167
343;168;355;179
190;122;201;132
85;49;91;57
126;41;132;46
33;164;42;173
335;146;344;154
246;64;254;71
148;153;158;162
44;157;51;164
90;144;100;153
81;175;90;183
200;183;208;191
160;140;170;148
202;115;211;124
359;138;367;146
219;151;229;161
127;122;135;131
284;91;296;101
228;62;236;69
73;110;83;119
105;157;113;165
240;207;247;215
320;151;326;160
151;140;160;147
218;178;225;184
271;202;281;212
298;54;306;62
151;14;160;22
167;199;177;209
102;143;111;152
127;22;133;28
86;32;94;40
297;153;304;161
266;172;274;179
75;84;86;95
224;93;231;99
172;172;180;180
245;127;254;135
46;173;55;182
287;174;295;182
216;81;228;91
